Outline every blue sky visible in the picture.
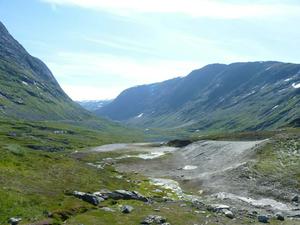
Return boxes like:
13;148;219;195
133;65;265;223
1;0;300;100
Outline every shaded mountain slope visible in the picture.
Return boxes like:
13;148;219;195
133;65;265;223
0;21;89;120
97;61;300;132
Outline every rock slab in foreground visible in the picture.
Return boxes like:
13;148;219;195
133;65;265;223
73;191;104;206
107;190;149;202
141;215;169;224
72;189;149;206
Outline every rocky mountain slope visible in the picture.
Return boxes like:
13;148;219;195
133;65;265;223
0;21;90;120
97;61;300;132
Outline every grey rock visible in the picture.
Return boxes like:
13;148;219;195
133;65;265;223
8;217;21;225
73;191;104;206
101;207;115;212
121;205;134;213
108;190;148;202
141;215;167;224
275;212;284;221
222;209;234;219
208;204;230;212
292;195;299;202
257;215;269;223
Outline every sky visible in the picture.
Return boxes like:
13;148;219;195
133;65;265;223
1;0;300;100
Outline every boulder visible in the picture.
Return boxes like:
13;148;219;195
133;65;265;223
222;209;234;219
292;195;299;202
73;191;104;206
8;217;21;225
141;215;167;224
257;215;269;223
167;139;192;147
121;205;134;213
275;212;284;221
108;190;148;202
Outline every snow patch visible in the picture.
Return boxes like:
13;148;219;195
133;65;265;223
22;81;28;86
292;83;300;89
136;113;144;118
183;165;198;170
265;66;273;71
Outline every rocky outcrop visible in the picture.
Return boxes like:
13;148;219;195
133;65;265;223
72;191;104;206
141;215;169;224
106;190;149;202
72;189;149;206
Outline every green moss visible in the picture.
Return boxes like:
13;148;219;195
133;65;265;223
253;129;300;188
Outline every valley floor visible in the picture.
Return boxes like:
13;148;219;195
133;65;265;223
0;123;299;225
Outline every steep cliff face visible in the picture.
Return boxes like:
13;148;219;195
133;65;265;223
0;21;90;120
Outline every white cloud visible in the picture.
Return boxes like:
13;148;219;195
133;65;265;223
40;0;300;19
61;84;122;100
84;36;153;55
46;51;201;100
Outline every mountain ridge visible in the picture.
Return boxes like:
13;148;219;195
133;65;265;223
96;61;300;132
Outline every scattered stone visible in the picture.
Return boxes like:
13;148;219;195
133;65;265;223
73;191;104;206
198;190;204;195
222;209;234;219
101;207;115;212
275;212;284;221
8;132;17;137
292;195;299;202
121;205;134;214
257;215;269;223
208;204;230;212
154;189;163;193
8;217;21;225
108;190;149;202
141;215;167;224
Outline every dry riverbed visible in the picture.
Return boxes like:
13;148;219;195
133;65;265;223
80;139;300;224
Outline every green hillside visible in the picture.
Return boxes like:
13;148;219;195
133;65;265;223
0;21;90;120
97;62;300;133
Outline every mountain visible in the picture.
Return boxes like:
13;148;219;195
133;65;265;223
0;21;90;120
96;61;300;132
77;100;112;112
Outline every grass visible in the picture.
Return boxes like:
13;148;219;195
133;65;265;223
253;128;300;189
1;119;299;224
0;118;143;224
